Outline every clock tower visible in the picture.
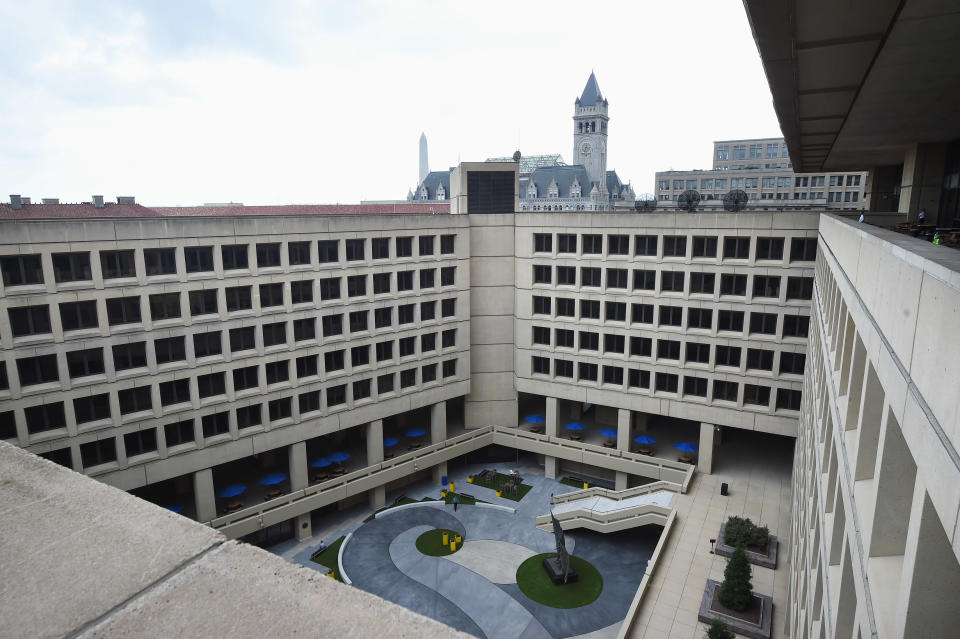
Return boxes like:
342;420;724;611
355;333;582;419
573;72;609;196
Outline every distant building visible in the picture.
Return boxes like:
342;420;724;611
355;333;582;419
655;138;867;210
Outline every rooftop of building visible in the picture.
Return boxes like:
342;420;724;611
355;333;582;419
485;154;564;174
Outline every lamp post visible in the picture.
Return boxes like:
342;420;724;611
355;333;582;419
709;538;716;554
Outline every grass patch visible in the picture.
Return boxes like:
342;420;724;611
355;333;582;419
468;471;533;502
415;528;464;556
560;476;593;489
516;553;603;609
309;536;345;581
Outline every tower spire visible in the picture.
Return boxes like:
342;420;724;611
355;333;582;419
418;133;429;184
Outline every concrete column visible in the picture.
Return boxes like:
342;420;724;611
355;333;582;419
366;419;384;465
369;485;385;510
615;471;628;491
634;412;648;433
698;423;715;474
432;461;448;486
430;401;447;443
544;455;557;480
193;468;216;523
898;142;947;222
289;441;308;491
617;408;631;452
866;165;902;213
295;513;312;541
545;397;558;438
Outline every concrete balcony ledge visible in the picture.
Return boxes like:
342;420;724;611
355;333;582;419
0;442;469;639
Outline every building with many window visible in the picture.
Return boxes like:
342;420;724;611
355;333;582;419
655;137;867;209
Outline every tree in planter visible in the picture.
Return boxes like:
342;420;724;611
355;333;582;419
724;515;769;549
717;545;753;611
706;618;735;639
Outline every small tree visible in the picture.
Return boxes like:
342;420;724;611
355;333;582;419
717;545;753;611
706;618;735;639
724;515;769;549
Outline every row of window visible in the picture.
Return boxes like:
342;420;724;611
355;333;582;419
659;174;861;191
530;296;810;337
531;233;817;262
529;356;802;410
0;235;458;287
532;266;813;299
531;326;806;373
2;327;458;391
0;359;459;456
716;143;789;161
8;295;458;338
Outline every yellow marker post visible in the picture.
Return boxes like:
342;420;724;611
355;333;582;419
467;476;474;484
442;532;449;545
455;535;462;544
450;540;456;551
583;482;589;489
441;490;447;498
450;481;456;492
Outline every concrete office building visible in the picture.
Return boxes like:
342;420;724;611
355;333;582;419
743;0;960;637
655;138;868;209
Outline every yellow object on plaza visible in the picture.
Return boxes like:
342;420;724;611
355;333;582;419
583;482;589;489
450;481;455;492
467;476;474;483
450;540;456;551
495;490;501;497
455;535;462;544
442;532;449;545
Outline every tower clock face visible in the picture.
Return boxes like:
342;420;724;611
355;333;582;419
580;141;592;155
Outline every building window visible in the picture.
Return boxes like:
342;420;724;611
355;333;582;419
662;236;687;257
184;247;214;273
324;350;345;373
634;235;657;256
323;385;346;407
607;268;628;289
534;234;552;253
420;301;436;322
743;384;771;407
354;378;372;400
80;439;116;468
628;368;650;389
776;388;802;411
683;376;707;397
400;367;417;388
375;341;393;362
780;352;806;375
0;254;42;286
552;328;572;348
296;355;318;378
229;326;256;352
686;343;710;364
259;283;284;308
197;372;226;398
100;250;136;279
441;328;456;349
578;331;599;351
52;252;92;282
421;363;437;384
605;301;627;322
578;362;598;382
687;308;712;329
441;359;456;378
377;373;394;394
440;266;456;287
262;321;287;347
256;243;281;268
554;359;573;378
395;237;413;258
441;298;456;318
556;297;575;317
118;386;152;415
349;310;369;332
533;265;552;284
318;240;339;263
159;379;190;406
9;305;51;337
532;356;550;375
715;345;741;368
189;290;218;316
602;366;623;385
790;238;817;262
225;286;252;312
420;268;436;290
580;267;600;287
236;404;263;429
420;333;436;353
713;380;739;402
165;419;195;446
783;315;810;338
397;271;414;292
286;280;313;305
719;274;747;296
194;330;222;357
372;238;390;260
659;306;683;327
346;275;367;298
345;239;365;262
113;342;147;371
319;277;341;301
202;412;230;438
746;348;774;371
753;275;781;298
755;237;784;261
661;271;684;293
633;269;655;291
631;303;653;324
66;348;104;378
583;236;603;255
24;402;66;434
106;297;142;326
269;397;293;420
398;304;415;325
749;312;778;335
319;314;343;339
149;293;181;321
417;235;435;257
265;361;289;385
154;336;186;364
607;235;629;255
689;273;715;294
785;276;813;301
723;237;750;259
557;234;577;254
372;272;391;294
533;326;550;345
630;336;652;358
440;234;456;254
655;373;678;393
17;354;59;386
692;237;717;258
604;334;625;354
221;245;248;270
717;310;744;332
59;301;98;331
657;339;681;360
369;307;389;329
580;300;600;320
288;241;311;266
233;365;260;391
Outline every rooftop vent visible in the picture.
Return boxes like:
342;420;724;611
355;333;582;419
21;197;31;205
10;194;21;210
42;198;59;204
117;196;135;205
92;195;104;209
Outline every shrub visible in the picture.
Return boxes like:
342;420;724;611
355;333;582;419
706;618;735;639
717;545;753;612
724;515;769;549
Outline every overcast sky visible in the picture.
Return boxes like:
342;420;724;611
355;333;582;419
0;0;782;206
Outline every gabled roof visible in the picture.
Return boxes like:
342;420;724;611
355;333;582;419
415;170;451;200
524;165;592;199
578;72;603;106
606;170;625;195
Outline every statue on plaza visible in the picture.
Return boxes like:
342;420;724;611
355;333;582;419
542;513;578;585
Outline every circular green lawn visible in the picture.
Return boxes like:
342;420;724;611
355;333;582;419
415;529;464;556
516;553;603;608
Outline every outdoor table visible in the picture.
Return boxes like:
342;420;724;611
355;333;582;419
638;447;652;456
603;440;615;448
527;425;543;433
313;472;329;482
264;489;282;500
569;432;582;441
409;441;422;449
678;455;693;464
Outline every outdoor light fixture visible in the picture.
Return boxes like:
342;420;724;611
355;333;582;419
709;538;716;554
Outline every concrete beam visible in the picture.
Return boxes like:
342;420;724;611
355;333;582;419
698;423;715;475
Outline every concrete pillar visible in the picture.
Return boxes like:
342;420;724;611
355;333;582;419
617;408;631;452
634;412;648;433
430;401;447;443
432;461;448;486
866;165;902;213
615;471;628;491
366;419;384;465
289;441;308;491
544;456;557;480
545;397;558;438
295;513;312;541
193;468;216;523
369;485;385;510
898;142;947;222
698;423;715;474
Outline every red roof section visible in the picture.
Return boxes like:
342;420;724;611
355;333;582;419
0;202;450;220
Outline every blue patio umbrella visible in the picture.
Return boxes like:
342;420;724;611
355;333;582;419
383;437;399;447
405;428;426;437
217;483;246;498
675;442;699;452
564;421;586;431
164;504;184;514
634;435;657;445
600;428;618;438
524;414;545;424
310;457;332;468
259;472;287;486
329;451;351;463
